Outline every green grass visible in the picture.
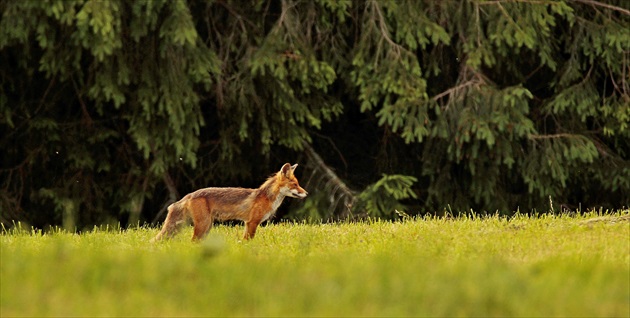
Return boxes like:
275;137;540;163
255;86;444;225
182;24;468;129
2;211;629;317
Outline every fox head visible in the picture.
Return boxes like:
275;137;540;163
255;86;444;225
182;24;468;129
278;163;308;199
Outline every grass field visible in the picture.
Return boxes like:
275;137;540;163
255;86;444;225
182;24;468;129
2;211;629;317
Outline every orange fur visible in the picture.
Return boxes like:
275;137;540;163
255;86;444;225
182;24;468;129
152;163;307;242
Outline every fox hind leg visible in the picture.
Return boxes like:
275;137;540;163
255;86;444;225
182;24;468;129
191;198;214;241
192;216;213;241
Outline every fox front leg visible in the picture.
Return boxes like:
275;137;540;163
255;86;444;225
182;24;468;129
243;219;261;240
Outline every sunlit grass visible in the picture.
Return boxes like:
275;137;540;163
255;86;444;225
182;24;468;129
2;210;629;317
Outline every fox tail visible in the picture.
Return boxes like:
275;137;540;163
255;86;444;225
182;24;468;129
151;200;188;242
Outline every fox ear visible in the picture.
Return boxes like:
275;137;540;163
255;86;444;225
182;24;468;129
280;163;292;177
291;164;298;171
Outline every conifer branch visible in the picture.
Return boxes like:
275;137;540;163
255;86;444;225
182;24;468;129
495;2;528;38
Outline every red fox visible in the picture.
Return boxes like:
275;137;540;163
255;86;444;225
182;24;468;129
152;163;308;242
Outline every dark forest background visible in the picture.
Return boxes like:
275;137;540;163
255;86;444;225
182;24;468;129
1;0;628;230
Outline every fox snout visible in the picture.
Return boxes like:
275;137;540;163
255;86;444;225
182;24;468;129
290;187;308;199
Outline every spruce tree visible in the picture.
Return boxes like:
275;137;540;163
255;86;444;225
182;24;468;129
1;0;628;228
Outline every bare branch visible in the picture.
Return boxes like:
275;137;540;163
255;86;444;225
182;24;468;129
303;142;357;219
152;172;180;224
370;1;399;51
432;80;478;102
477;0;557;5
570;0;630;16
527;133;585;140
311;131;348;170
71;75;93;127
476;0;630;16
477;0;630;15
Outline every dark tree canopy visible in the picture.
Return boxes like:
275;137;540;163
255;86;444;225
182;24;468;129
1;0;628;229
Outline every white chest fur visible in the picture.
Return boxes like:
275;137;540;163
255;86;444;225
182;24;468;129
262;194;286;222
